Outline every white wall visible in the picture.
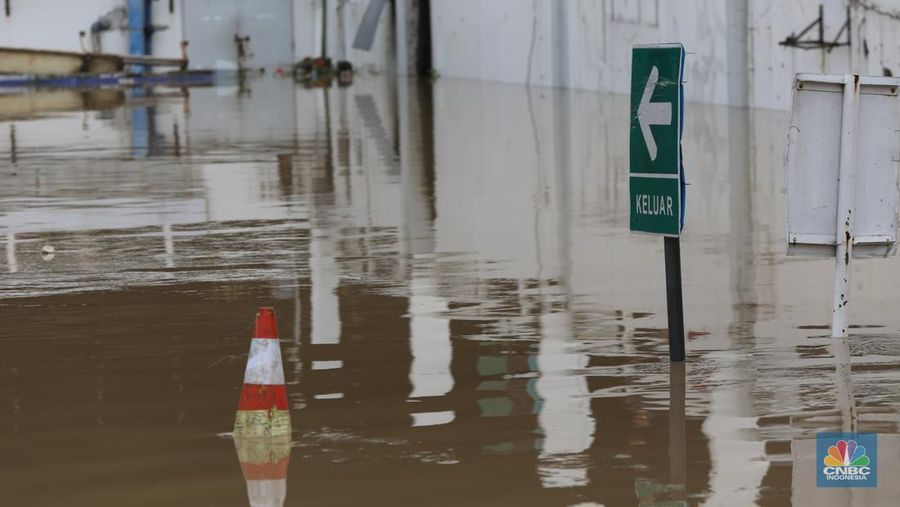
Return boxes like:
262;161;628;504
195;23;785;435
430;0;900;110
10;1;900;106
0;0;183;59
152;0;184;59
0;0;129;54
851;0;900;75
293;0;319;60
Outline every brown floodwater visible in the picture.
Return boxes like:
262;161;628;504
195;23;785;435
1;76;899;506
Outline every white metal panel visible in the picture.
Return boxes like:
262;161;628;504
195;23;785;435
786;82;842;244
786;73;900;258
855;87;900;243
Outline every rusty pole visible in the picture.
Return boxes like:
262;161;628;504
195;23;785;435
832;74;860;338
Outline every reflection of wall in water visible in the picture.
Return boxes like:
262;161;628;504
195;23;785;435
429;78;763;341
432;79;568;282
186;78;297;148
429;74;900;347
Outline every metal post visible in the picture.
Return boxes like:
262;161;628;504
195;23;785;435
321;0;328;59
818;4;824;44
832;75;859;338
664;236;686;361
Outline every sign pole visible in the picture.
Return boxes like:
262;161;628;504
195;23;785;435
629;43;687;361
664;236;686;361
832;75;860;338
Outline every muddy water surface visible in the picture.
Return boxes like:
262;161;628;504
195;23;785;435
1;77;900;506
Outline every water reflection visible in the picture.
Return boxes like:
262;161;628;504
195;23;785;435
6;231;16;273
535;311;594;489
636;362;687;506
788;338;900;506
0;89;124;121
669;362;688;503
704;103;769;503
408;260;453;400
234;435;291;507
1;74;900;505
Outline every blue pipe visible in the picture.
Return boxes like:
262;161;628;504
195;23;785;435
128;0;152;71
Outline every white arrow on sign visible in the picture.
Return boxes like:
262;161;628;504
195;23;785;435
638;65;672;161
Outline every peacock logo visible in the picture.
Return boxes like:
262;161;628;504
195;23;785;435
823;439;870;467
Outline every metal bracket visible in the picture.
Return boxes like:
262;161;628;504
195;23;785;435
780;4;851;52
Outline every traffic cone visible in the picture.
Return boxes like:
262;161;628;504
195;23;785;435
234;307;291;437
234;433;291;507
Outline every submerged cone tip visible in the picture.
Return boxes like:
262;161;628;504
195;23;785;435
254;307;278;339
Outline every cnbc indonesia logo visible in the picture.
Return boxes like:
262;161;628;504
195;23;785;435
817;433;877;488
824;440;870;475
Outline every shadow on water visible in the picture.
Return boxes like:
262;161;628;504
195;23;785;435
1;75;900;505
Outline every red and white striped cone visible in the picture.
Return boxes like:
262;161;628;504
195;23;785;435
234;433;291;507
234;307;291;437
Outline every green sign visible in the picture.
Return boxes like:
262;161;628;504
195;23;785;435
631;176;679;235
629;44;684;236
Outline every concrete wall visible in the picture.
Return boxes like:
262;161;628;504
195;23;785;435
429;0;900;110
